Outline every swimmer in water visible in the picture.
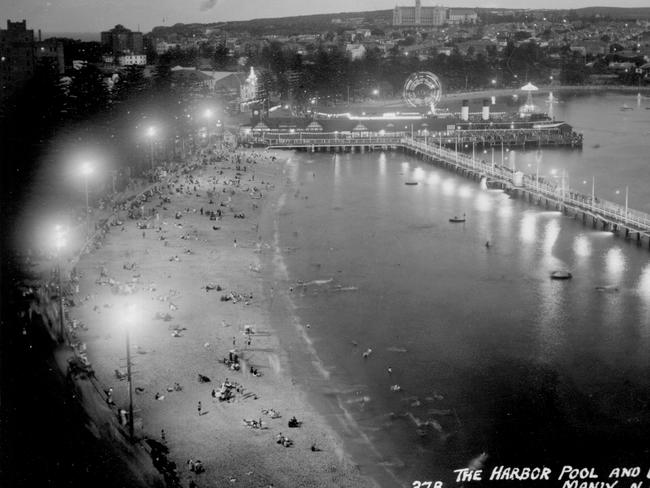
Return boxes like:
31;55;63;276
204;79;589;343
362;348;372;359
387;367;393;375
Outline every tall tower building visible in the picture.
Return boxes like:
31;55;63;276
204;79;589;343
0;20;35;100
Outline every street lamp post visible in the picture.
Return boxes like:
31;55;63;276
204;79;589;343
591;176;595;212
80;163;93;237
617;186;629;223
54;225;66;342
500;139;504;166
472;141;475;169
491;146;494;171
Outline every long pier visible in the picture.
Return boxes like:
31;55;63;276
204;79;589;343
263;135;650;247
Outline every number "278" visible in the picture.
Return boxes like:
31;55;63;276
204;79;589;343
413;482;443;488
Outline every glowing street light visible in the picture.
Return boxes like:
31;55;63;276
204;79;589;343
615;186;629;222
80;162;93;237
146;126;156;170
372;88;379;96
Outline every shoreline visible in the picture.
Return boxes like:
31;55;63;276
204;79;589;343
258;168;399;487
319;84;650;113
63;147;378;487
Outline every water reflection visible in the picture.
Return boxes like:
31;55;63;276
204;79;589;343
496;197;513;219
441;178;455;195
458;185;472;199
378;153;386;177
474;192;492;212
333;155;340;181
637;264;650;326
542;219;561;254
427;173;440;185
573;234;591;259
520;213;537;244
604;247;626;283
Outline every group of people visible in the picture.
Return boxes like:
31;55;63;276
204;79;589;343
275;433;293;448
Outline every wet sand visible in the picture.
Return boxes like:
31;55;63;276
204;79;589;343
67;149;378;487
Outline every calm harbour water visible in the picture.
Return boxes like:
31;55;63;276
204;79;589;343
273;92;650;487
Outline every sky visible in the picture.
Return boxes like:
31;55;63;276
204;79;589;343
3;0;649;34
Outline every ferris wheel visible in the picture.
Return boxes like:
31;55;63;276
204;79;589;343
403;72;443;113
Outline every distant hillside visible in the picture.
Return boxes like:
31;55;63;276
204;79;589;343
148;6;650;38
150;10;392;37
574;6;650;19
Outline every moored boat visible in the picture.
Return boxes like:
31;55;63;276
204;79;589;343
550;270;572;280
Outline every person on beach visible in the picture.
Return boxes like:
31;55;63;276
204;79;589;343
197;401;202;416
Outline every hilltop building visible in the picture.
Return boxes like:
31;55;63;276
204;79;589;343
393;1;477;27
101;24;144;55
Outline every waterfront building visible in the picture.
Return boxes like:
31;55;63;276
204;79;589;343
100;24;144;55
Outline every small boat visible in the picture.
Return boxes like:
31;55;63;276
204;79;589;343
405;181;418;186
595;284;619;293
449;216;466;223
620;104;633;111
550;270;572;280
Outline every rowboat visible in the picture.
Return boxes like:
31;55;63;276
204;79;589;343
550;270;572;280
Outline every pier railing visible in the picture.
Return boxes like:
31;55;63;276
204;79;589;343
262;134;649;234
403;138;650;234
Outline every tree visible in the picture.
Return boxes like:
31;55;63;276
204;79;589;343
67;64;109;118
213;44;230;70
112;65;147;103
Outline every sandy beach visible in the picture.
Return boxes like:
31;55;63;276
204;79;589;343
64;148;378;487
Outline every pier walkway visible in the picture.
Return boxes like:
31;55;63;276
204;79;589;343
264;135;650;245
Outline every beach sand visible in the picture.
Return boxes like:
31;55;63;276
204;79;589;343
67;149;378;487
